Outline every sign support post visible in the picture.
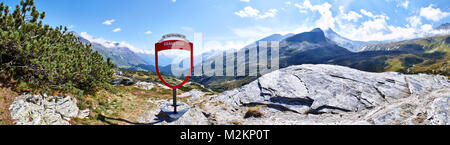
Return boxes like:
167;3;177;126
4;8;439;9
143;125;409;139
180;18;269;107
173;89;177;114
154;33;193;119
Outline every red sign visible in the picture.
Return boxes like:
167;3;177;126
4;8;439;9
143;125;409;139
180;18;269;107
155;38;193;89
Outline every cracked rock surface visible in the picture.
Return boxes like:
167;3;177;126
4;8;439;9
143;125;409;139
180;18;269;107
213;64;448;114
9;94;89;125
143;64;449;125
12;64;446;125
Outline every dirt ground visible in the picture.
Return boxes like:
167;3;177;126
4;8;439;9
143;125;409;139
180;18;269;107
0;87;18;125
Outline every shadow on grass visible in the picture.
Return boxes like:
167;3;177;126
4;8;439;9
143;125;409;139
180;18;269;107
98;111;175;125
97;114;147;125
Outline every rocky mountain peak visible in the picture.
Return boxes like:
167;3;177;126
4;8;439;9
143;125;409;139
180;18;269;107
311;28;324;33
285;28;327;43
435;23;450;30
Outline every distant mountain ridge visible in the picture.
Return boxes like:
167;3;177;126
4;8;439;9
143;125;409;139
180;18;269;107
191;27;450;91
332;34;449;75
242;33;295;50
191;28;352;91
435;23;450;30
286;28;328;43
75;33;147;67
73;22;449;83
324;29;371;52
277;28;352;66
73;32;172;73
72;28;372;73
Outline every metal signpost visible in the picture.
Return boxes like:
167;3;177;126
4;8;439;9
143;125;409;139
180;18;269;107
155;34;193;119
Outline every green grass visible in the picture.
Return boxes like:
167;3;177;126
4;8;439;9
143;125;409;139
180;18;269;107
386;58;404;72
72;68;215;125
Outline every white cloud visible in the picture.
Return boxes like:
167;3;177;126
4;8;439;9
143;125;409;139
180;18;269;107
343;11;362;22
145;30;152;35
231;1;449;44
360;9;389;20
361;18;390;33
285;1;291;5
343;17;410;41
102;19;115;25
341;14;449;42
397;0;409;9
360;9;374;18
289;1;449;42
67;25;75;29
337;10;411;41
240;0;250;2
294;0;335;30
406;16;421;28
259;9;278;19
339;6;362;22
235;6;278;19
234;6;260;18
421;24;433;31
235;6;259;17
420;4;450;22
172;0;176;2
112;28;121;32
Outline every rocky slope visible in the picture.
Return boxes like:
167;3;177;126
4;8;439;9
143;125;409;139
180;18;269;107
359;35;449;53
140;64;449;125
8;64;448;125
9;94;89;125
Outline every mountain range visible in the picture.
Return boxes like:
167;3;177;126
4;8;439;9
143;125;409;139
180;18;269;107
331;34;449;74
75;34;146;67
435;23;450;30
191;27;450;91
191;28;354;91
73;32;174;74
75;32;224;75
73;23;449;92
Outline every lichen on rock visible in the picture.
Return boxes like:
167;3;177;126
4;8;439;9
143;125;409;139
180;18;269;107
9;94;89;125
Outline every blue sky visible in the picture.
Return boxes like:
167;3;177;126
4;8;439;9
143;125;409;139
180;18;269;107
3;0;450;56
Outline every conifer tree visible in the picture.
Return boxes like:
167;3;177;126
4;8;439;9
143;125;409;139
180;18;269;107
0;0;115;95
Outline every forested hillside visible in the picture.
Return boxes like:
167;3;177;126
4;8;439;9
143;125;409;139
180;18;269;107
330;35;449;77
0;0;115;96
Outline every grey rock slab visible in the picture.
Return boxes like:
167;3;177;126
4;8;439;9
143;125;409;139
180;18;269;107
9;94;83;125
213;64;449;115
179;89;205;98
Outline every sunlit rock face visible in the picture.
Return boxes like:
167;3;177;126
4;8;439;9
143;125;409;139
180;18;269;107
151;64;448;125
9;94;89;125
